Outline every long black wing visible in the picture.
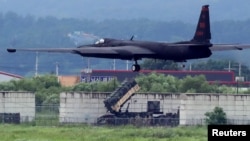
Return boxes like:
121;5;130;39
7;48;77;53
7;46;155;59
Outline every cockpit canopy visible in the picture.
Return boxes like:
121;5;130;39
95;38;105;44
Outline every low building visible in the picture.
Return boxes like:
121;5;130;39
58;69;250;87
81;69;235;83
0;71;23;82
58;76;80;87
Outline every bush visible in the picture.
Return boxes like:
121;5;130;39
205;107;227;125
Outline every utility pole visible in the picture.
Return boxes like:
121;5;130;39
239;62;241;76
113;59;116;70
55;62;59;76
126;60;129;70
224;61;236;72
236;62;242;94
55;62;60;83
35;52;39;77
87;58;90;69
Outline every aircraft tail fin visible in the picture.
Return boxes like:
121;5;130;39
191;5;211;43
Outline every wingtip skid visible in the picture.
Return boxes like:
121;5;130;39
7;48;16;53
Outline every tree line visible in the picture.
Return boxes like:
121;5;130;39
0;73;247;107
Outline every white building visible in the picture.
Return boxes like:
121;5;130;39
0;71;23;82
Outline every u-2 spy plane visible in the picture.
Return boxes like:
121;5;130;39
7;5;250;72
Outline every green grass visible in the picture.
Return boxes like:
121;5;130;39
0;124;207;141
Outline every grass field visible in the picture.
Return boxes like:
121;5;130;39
0;124;207;141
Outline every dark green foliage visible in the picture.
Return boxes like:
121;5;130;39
136;72;179;92
135;72;224;93
0;74;60;92
0;74;62;106
179;75;220;93
0;81;16;91
205;107;227;125
35;86;61;106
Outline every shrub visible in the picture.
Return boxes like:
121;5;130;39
205;107;227;125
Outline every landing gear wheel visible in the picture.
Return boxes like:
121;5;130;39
132;64;140;72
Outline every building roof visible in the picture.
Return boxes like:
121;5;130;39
0;71;23;82
0;71;23;79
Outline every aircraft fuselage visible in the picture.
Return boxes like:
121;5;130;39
79;38;212;61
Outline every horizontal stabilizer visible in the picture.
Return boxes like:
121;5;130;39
210;44;250;51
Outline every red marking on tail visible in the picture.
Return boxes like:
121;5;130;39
196;31;204;36
199;22;206;28
191;5;211;43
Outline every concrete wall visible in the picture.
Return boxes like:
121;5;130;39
0;91;35;122
59;92;180;124
59;92;109;123
59;92;250;125
180;93;250;125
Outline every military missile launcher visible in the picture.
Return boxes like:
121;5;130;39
97;79;179;126
103;79;139;114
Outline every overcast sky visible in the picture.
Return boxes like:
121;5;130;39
0;0;250;23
